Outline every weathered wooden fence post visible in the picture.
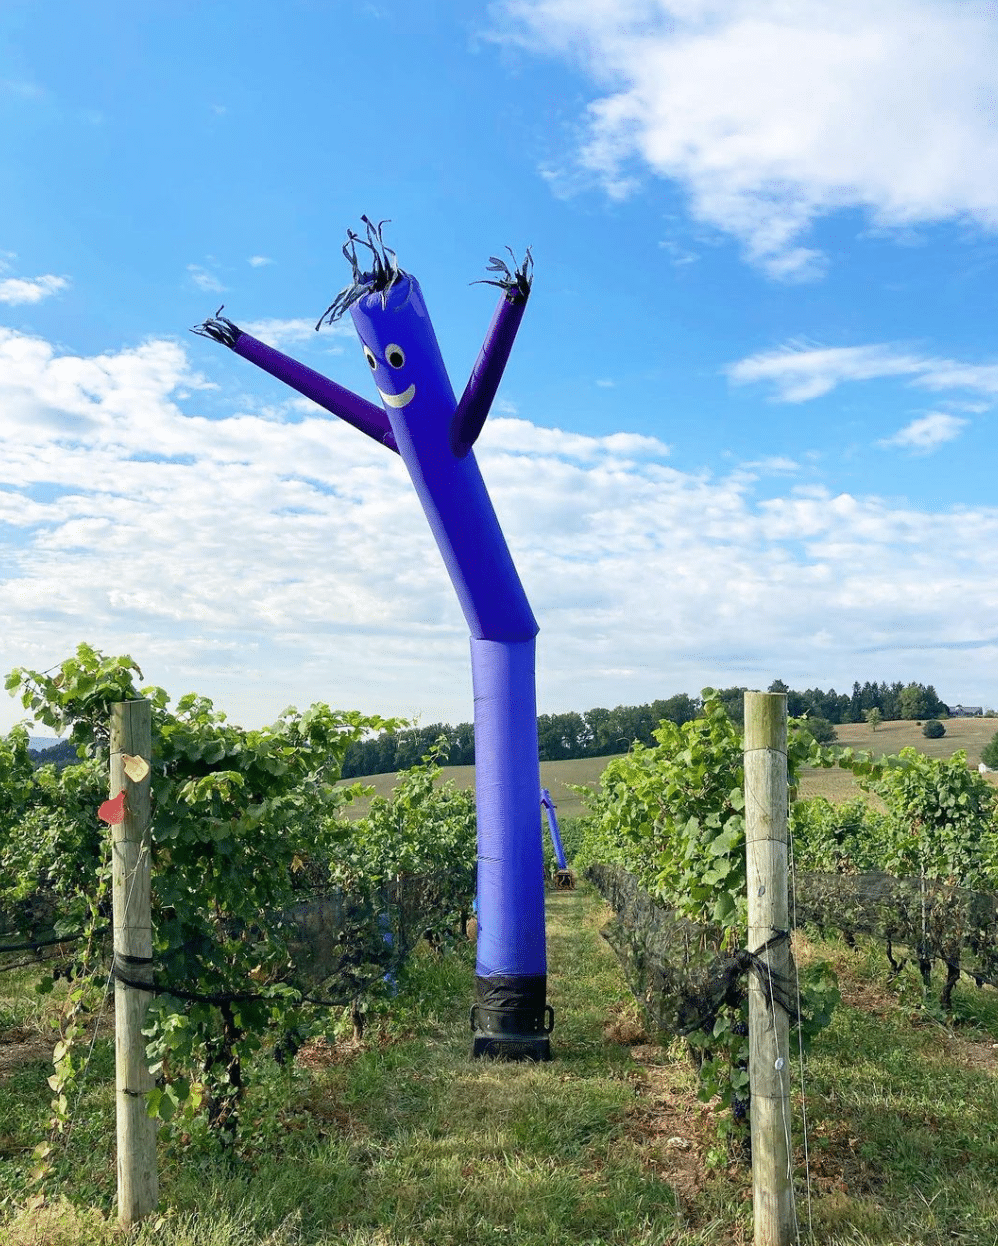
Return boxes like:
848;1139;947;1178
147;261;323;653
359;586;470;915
110;699;158;1225
744;692;795;1246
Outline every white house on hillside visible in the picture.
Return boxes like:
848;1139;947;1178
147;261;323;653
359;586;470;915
947;704;983;717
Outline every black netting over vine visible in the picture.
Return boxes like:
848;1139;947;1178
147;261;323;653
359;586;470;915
586;864;798;1037
587;864;998;1028
115;873;470;1008
4;872;473;1011
792;871;998;1008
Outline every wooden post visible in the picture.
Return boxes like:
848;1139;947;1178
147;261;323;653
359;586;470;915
744;692;795;1246
110;700;158;1225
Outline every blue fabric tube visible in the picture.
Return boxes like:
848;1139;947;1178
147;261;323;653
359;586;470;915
232;331;398;451
540;789;568;871
194;233;551;1049
349;278;537;642
471;636;546;979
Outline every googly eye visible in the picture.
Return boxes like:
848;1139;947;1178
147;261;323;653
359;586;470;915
385;343;406;369
363;346;378;370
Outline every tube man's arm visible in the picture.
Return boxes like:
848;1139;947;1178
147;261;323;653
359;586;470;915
540;787;568;872
449;250;533;459
191;310;398;452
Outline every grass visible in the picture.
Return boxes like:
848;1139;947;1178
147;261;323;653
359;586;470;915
3;888;998;1245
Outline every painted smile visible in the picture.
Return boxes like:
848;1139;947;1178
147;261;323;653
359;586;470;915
377;382;416;409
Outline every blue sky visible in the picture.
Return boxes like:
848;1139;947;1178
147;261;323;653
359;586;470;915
2;0;997;733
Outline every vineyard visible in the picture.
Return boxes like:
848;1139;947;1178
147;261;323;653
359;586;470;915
2;650;998;1244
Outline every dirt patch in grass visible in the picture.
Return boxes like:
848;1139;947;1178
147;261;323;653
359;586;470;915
627;1049;722;1201
294;1034;361;1071
1;1009;114;1082
934;1031;998;1077
606;1035;745;1223
0;1028;55;1080
806;1116;879;1198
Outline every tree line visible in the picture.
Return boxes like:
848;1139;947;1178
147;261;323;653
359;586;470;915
339;679;952;777
21;677;954;780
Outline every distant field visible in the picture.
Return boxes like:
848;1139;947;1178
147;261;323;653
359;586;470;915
798;715;998;802
340;715;998;815
338;755;618;820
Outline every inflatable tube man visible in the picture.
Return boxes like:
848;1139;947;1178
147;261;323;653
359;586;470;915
194;218;553;1059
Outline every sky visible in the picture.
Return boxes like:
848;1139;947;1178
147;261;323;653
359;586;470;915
1;0;997;736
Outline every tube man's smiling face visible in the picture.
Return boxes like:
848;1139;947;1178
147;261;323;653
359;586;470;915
350;275;457;430
361;339;416;409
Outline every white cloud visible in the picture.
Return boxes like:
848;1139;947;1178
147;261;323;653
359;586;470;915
241;317;324;348
187;265;225;294
234;317;355;352
495;0;998;277
1;323;998;730
1;80;46;101
728;342;998;402
879;412;968;453
484;417;670;461
658;239;699;266
248;256;273;268
0;274;69;305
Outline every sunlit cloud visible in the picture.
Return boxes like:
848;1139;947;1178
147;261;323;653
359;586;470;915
1;323;997;729
0;274;69;305
0;79;46;101
495;1;998;278
241;318;325;348
879;412;968;453
187;265;225;294
727;342;998;402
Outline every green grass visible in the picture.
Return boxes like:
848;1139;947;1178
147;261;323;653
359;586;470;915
3;890;998;1244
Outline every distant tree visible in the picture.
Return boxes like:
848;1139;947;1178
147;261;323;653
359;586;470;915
899;683;933;721
768;678;790;693
582;706;613;756
882;682;904;721
606;703;657;750
924;685;948;718
715;686;748;725
798;686;849;723
28;738;79;770
982;731;998;770
922;720;945;739
796;715;836;745
653;693;700;728
863;708;882;732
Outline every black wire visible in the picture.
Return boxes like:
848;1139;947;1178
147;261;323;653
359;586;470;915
0;926;108;955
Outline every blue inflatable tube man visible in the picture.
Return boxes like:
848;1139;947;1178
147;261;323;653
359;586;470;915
194;219;553;1059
